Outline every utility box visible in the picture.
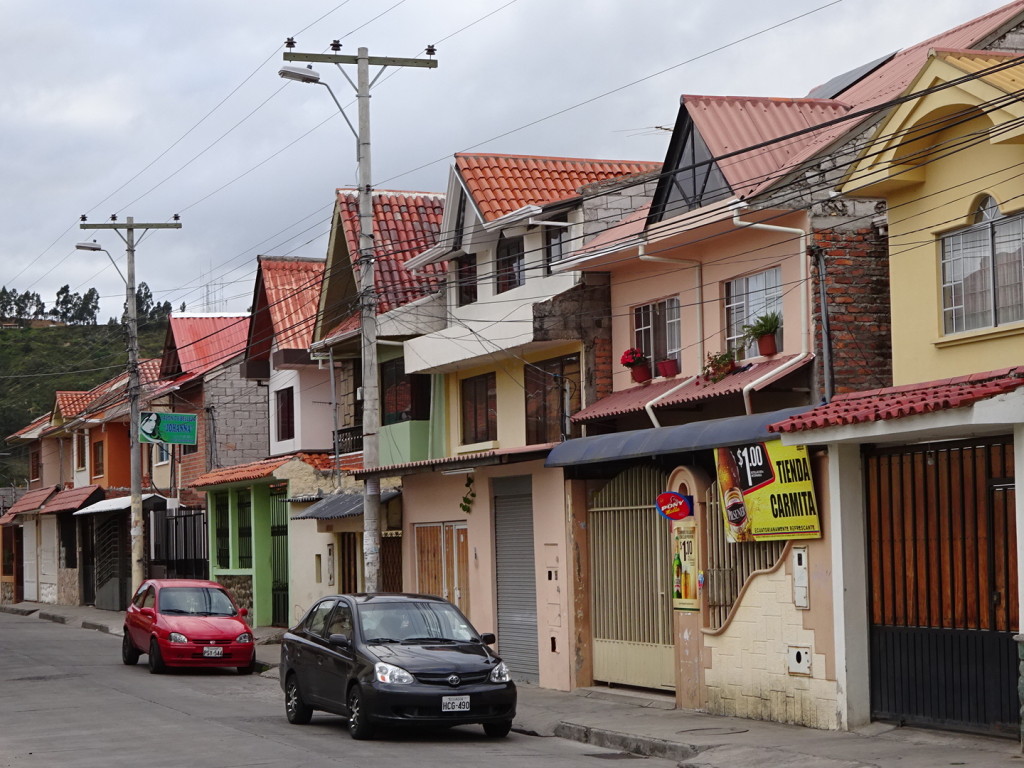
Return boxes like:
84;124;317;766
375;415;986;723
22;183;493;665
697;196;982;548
792;545;809;609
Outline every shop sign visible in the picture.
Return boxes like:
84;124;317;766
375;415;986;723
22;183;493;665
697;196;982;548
659;491;699;611
139;411;198;445
715;442;820;543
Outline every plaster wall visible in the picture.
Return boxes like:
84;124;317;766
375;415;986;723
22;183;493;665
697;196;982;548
885;111;1024;384
269;366;332;454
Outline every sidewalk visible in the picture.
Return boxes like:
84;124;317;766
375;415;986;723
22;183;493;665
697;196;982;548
3;601;1022;767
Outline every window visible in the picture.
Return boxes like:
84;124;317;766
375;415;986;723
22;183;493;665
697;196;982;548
454;253;478;306
495;235;525;294
525;354;581;444
633;297;681;365
654;113;732;221
29;449;40;481
75;431;86;471
237;494;252;569
214;492;230;569
304;600;336;638
941;196;1024;334
92;441;104;477
154;442;170;465
381;358;431;426
543;216;571;273
725;268;782;360
461;372;496;444
276;386;295;441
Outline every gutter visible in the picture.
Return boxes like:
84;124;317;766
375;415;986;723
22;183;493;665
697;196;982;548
731;204;811;415
481;204;542;232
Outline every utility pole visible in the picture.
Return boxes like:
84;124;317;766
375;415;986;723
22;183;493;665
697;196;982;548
80;216;182;593
282;44;436;591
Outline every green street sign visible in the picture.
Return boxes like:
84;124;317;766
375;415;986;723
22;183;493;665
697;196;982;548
140;412;197;445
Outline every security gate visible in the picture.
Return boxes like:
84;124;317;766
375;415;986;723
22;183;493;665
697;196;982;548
150;507;208;580
589;465;674;690
866;438;1018;736
494;477;539;684
270;490;289;627
93;512;129;611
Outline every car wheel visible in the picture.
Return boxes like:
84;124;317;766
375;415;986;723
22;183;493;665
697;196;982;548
346;685;374;740
483;720;513;738
237;653;256;675
121;631;140;666
284;674;313;725
148;638;166;674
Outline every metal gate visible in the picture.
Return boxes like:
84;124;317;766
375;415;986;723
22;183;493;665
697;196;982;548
151;507;208;580
94;513;129;611
866;437;1018;736
494;477;539;684
589;464;674;690
270;490;289;627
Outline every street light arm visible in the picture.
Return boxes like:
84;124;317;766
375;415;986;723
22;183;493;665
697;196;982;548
317;80;358;142
75;243;126;284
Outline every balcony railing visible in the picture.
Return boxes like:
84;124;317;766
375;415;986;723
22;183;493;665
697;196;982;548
334;426;363;455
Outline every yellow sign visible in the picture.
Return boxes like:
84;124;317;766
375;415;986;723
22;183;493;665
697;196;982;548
715;442;820;543
672;517;699;611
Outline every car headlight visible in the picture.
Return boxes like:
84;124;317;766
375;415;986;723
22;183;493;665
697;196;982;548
168;632;188;644
374;661;414;684
489;661;511;683
236;632;253;643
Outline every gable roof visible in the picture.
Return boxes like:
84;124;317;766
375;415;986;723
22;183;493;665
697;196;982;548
7;486;59;515
160;313;250;380
455;153;660;223
42;484;105;514
189;451;338;488
7;412;52;442
250;256;325;351
55;391;93;420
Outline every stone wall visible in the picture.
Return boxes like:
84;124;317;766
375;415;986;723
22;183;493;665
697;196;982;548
217;573;253;614
57;567;79;605
1;581;14;604
579;172;660;241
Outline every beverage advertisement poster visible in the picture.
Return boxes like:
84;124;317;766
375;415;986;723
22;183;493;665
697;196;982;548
659;492;699;612
715;442;821;543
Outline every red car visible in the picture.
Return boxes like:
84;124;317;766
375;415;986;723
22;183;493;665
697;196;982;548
122;579;256;675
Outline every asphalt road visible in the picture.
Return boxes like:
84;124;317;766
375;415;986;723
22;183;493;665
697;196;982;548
0;613;677;768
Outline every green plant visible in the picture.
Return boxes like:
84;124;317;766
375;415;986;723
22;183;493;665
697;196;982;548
459;474;476;513
701;349;736;383
741;311;781;345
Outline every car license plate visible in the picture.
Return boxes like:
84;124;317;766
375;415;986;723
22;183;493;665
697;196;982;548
441;695;470;712
202;646;223;658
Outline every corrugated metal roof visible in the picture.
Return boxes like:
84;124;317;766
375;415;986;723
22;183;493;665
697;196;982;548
456;153;660;222
572;354;811;422
163;314;250;379
257;257;325;351
770;367;1024;434
292;488;400;520
937;48;1024;93
43;485;105;514
349;443;556;478
7;486;59;515
335;189;447;314
7;412;51;441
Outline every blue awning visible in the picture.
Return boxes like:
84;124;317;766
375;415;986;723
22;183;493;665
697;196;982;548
545;406;814;468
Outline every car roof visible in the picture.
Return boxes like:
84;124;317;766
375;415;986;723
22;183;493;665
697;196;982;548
147;579;226;590
329;592;450;605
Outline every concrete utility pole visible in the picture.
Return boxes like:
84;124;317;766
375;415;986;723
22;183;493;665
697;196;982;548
79;216;181;593
281;44;437;592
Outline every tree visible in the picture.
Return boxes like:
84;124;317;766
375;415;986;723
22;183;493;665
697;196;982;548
74;288;100;325
135;282;154;320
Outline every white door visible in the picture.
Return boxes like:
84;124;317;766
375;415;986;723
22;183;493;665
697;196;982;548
39;516;58;602
23;518;38;602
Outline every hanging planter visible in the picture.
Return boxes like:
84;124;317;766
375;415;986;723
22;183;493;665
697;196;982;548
656;358;679;378
630;363;653;383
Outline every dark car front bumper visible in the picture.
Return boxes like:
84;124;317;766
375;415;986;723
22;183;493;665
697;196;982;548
362;680;517;726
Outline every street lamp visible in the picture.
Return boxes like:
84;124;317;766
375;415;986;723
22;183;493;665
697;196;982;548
279;46;436;591
78;216;181;595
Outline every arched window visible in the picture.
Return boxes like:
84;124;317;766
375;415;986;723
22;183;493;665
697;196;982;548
941;194;1023;333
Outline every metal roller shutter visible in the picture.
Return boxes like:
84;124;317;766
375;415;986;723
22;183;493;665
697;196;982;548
494;480;538;683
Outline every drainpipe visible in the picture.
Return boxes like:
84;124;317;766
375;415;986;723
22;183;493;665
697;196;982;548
815;246;834;403
638;238;705;429
732;205;811;415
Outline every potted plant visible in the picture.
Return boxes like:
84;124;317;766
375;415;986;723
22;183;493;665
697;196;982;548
701;349;736;383
620;347;652;383
656;357;679;378
742;311;782;357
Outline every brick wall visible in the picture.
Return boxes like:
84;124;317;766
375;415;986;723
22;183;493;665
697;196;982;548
811;219;892;395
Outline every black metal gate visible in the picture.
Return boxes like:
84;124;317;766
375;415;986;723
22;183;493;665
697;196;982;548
93;512;129;611
865;437;1018;736
270;490;289;627
151;507;208;580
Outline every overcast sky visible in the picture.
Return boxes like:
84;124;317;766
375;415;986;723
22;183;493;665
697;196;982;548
0;0;1011;323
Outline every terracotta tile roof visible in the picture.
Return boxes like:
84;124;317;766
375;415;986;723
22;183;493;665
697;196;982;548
769;367;1024;434
257;257;325;351
573;354;811;422
7;486;59;515
321;311;361;346
42;485;105;514
190;452;334;488
334;189;447;314
747;0;1024;197
55;391;92;419
161;314;250;379
350;443;555;478
75;359;163;423
456;153;660;222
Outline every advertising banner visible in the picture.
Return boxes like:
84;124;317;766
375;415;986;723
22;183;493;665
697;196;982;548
139;411;198;445
715;442;820;543
658;491;699;611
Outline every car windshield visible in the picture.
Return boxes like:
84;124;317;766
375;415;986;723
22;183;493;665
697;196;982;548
358;601;478;644
158;587;237;617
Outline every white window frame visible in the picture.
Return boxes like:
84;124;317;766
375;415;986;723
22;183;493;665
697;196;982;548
725;267;782;360
633;297;681;365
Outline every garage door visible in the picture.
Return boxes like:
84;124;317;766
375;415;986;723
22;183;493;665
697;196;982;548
494;476;538;683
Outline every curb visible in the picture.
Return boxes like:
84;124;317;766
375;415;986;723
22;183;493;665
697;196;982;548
0;604;39;617
554;722;707;762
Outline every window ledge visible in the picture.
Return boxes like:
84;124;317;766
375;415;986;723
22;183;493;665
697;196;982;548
457;440;498;454
934;321;1024;348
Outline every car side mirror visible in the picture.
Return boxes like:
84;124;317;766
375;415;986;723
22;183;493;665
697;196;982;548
238;608;249;618
479;632;496;645
140;607;156;619
328;633;351;647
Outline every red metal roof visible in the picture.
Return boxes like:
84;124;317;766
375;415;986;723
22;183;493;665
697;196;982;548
770;367;1024;434
190;452;334;488
456;153;660;223
162;314;250;379
42;485;104;514
7;486;59;515
335;190;447;314
573;355;811;422
257;257;325;351
7;412;51;441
